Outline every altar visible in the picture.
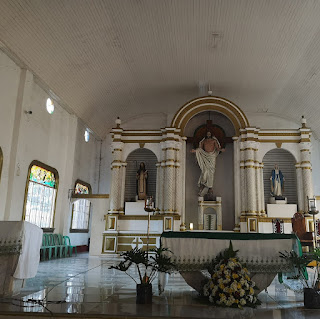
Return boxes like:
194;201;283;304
161;231;300;292
0;221;43;296
99;96;318;256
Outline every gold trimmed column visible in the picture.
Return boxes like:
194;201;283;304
155;162;161;212
109;141;124;213
260;162;266;216
299;143;313;213
240;141;247;217
233;136;241;231
109;121;124;213
163;140;176;214
119;162;127;214
175;141;182;215
244;141;258;216
295;163;304;213
180;137;187;229
254;142;261;216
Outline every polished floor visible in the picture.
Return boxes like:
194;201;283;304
0;252;319;318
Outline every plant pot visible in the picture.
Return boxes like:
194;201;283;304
158;272;169;295
304;288;320;308
136;283;152;304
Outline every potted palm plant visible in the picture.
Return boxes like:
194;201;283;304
150;246;176;295
279;247;320;308
110;246;175;303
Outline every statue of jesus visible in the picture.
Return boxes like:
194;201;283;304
136;162;148;200
191;131;224;197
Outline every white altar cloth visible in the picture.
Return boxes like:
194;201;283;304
161;231;300;292
161;231;299;267
0;221;43;279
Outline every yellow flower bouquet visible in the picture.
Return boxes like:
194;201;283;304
203;241;260;308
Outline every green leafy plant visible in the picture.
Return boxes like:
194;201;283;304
279;248;320;289
109;245;176;285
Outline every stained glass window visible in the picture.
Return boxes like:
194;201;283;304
24;162;58;229
30;165;56;187
71;181;91;231
75;182;89;194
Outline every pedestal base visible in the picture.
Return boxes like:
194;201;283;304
269;197;287;204
267;203;297;218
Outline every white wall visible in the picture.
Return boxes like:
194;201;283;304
0;49;101;246
0;50;21;220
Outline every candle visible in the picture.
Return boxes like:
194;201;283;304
189;223;194;230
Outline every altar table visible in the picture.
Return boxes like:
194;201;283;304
0;221;43;296
161;231;300;292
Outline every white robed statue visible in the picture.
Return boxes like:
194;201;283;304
191;131;224;196
270;164;285;197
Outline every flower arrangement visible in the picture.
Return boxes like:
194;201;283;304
203;241;260;308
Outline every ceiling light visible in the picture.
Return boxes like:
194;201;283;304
46;98;54;114
84;130;90;142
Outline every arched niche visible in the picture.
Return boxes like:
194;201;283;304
171;96;249;135
185;111;235;230
262;148;297;206
125;148;157;202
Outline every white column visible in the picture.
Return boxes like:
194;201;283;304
240;142;246;216
119;163;127;213
244;142;258;216
233;137;241;231
158;143;166;213
300;144;314;213
155;162;161;212
253;144;261;216
180;137;187;228
295;163;304;213
175;160;181;214
260;163;266;216
163;142;176;213
109;143;123;213
198;197;204;230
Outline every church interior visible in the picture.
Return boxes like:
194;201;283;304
1;1;320;318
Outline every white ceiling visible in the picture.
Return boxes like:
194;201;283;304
1;0;320;138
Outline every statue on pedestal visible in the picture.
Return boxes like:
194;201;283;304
270;164;285;198
191;131;224;197
137;162;148;200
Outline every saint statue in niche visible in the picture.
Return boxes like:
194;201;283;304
136;162;148;200
191;131;225;197
270;164;285;198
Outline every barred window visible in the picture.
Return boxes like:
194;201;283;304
24;162;58;229
70;180;91;232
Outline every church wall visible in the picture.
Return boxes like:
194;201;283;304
311;137;320;196
246;112;301;130
0;50;101;246
65;119;101;246
98;135;112;194
0;50;21;220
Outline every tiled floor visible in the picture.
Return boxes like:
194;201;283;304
0;252;319;318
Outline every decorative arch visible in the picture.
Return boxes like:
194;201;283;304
124;148;158;202
171;96;249;135
262;148;297;205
